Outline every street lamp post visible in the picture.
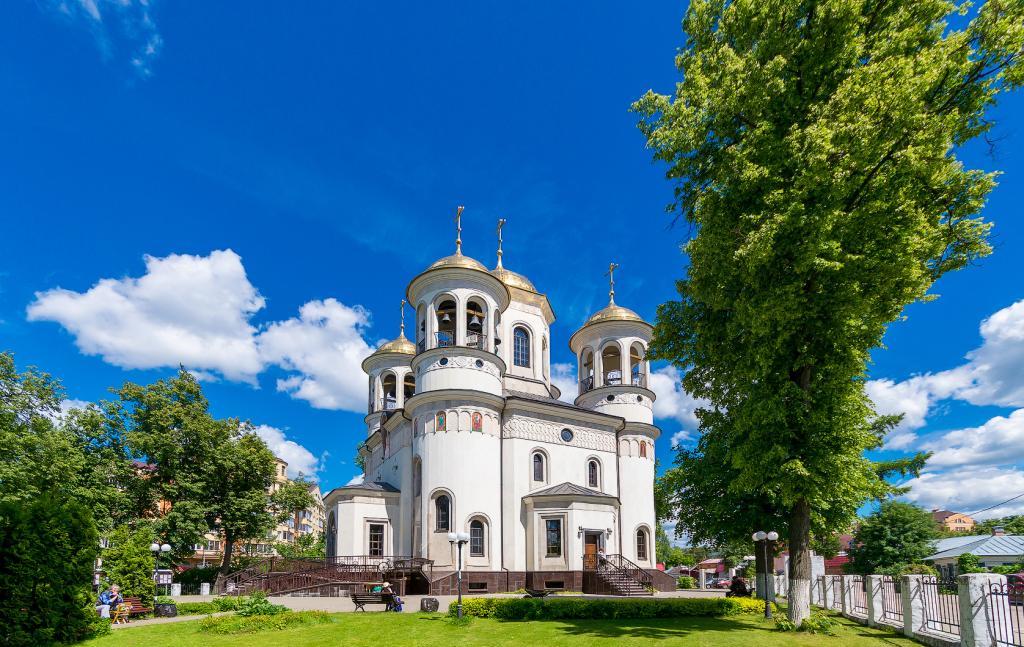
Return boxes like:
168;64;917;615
447;531;470;619
150;542;171;600
751;531;778;619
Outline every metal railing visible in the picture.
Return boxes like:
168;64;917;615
466;332;487;350
880;575;903;624
579;375;594;395
220;555;433;595
377;397;398;411
850;575;867;616
435;331;454;348
631;372;647;388
988;581;1024;646
920;576;960;636
604;370;623;386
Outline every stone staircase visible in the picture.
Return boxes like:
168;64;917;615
595;563;653;596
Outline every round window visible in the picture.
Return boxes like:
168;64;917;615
606;394;615;402
439;357;449;366
637;395;643;403
475;359;484;368
560;428;574;442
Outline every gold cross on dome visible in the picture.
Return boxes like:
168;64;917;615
605;262;619;304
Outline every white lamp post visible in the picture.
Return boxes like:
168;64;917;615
447;531;470;618
150;542;172;599
751;531;778;619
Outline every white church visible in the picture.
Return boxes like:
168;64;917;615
323;213;673;595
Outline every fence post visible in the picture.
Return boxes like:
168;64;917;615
901;575;924;638
865;575;883;627
840;575;852;618
958;573;1007;647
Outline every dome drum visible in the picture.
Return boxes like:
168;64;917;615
410;346;505;397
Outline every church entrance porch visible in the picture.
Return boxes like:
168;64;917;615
583;530;604;571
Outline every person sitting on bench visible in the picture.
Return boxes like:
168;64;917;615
726;575;750;598
96;585;122;618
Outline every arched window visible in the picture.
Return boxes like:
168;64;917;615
513;327;531;367
588;459;600;489
435;494;450;532
326;512;337;558
381;372;397;410
436;412;446;432
403;374;416;401
636;528;649;561
602;344;622;385
639;441;647;458
469;519;485;557
532;452;545;482
630;343;647;387
466;298;487;350
435;298;456;348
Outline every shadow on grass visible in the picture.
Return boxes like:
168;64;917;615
542;616;776;641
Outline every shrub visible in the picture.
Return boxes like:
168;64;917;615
101;525;156;608
199;611;332;634
447;596;776;620
176;602;218;616
879;562;938;578
958;553;983;574
237;590;287;617
677;576;697;589
174;565;219;586
775;612;838;635
0;494;102;645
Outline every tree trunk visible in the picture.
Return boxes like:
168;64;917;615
219;533;234;574
787;498;812;625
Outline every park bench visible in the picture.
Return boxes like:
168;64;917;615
351;592;395;612
108;596;152;623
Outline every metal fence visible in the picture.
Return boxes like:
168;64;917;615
988;582;1024;647
920;576;960;637
880;576;903;624
850;575;867;616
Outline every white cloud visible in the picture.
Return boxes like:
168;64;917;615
253;424;322;479
901;466;1024;519
922;408;1024;468
40;1;163;76
867;298;1024;447
345;474;365;486
550;363;578;403
649;365;707;430
257;299;374;412
670;429;691;448
28;250;266;383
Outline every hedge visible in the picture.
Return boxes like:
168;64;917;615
447;596;775;620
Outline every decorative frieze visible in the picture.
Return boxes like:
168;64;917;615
503;415;616;453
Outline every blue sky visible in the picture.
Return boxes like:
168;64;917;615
2;1;1023;521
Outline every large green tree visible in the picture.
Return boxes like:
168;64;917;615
108;369;278;576
270;476;318;543
847;502;938;574
635;0;1023;624
101;525;157;607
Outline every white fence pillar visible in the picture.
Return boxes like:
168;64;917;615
200;582;211;595
170;583;181;596
901;575;925;638
959;573;1009;647
840;575;855;618
822;575;836;610
865;575;884;627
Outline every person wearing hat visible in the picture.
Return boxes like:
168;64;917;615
96;584;122;618
381;581;396;611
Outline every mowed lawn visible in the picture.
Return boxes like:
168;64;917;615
84;612;918;647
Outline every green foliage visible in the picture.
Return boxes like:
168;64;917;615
174;566;220;586
812;534;843;560
0;493;101;646
677;575;697;589
958;553;984;573
847;502;937;574
109;369;278;571
633;0;1024;623
777;613;839;635
275;532;325;559
101;525;157;608
270;477;317;525
237;590;288;617
155;596;174;605
976;515;1024;535
878;563;938;578
199;610;332;634
0;353;147;535
448;596;775;620
174;597;246;616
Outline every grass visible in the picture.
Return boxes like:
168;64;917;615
83;611;919;646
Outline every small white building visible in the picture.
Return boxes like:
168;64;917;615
323;225;671;594
926;529;1024;578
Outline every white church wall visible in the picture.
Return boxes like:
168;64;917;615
498;301;550;387
617;430;657;567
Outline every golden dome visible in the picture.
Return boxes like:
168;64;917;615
426;253;489;273
491;267;537;292
584;303;646;326
374;334;416;355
